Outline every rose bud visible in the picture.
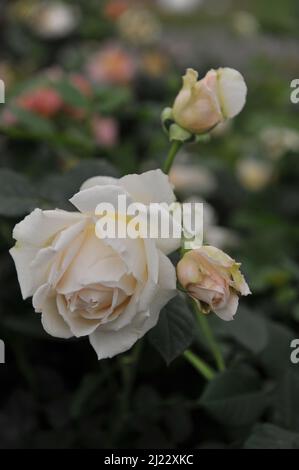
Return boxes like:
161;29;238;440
172;67;247;134
177;246;250;321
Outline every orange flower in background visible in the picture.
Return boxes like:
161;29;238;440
86;43;136;85
18;87;63;117
104;0;130;20
70;74;92;97
141;51;170;78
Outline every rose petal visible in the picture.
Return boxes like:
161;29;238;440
39;293;73;338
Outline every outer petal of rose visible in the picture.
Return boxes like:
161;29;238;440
119;169;176;205
146;204;181;255
199;245;234;268
32;283;51;311
57;232;124;294
70;184;131;215
30;219;88;289
89;318;146;359
218;68;247;119
230;264;251;296
102;234;147;282
37;291;73;338
80;176;118;191
9;244;39;299
79;170;180;256
12;208;83;246
214;291;239;321
143;251;178;329
49;225;87;288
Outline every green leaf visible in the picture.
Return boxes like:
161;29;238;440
70;373;104;420
10;106;55;136
0;312;46;339
211;307;269;354
38;160;119;209
0;169;40;217
163;404;192;444
94;86;132;114
52;80;89;109
200;364;268;428
244;424;299;449
259;322;294;378
273;369;299;431
148;294;196;365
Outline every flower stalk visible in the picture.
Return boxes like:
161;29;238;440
192;299;226;372
183;349;215;381
163;140;182;174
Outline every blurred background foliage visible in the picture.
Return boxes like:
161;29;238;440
1;0;299;449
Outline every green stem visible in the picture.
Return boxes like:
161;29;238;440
163;140;182;174
111;340;142;443
183;350;215;381
192;300;226;371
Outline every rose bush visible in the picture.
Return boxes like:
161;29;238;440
10;170;179;359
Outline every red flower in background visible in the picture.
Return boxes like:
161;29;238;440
103;0;130;20
18;88;63;117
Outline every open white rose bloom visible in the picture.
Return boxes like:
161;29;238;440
10;170;180;359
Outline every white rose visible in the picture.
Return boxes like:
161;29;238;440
10;170;179;359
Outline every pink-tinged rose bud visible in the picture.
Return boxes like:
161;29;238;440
18;88;63;117
172;67;247;134
92;115;119;148
177;246;250;321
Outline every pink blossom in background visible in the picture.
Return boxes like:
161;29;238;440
92;115;119;148
1;109;18;127
86;44;136;85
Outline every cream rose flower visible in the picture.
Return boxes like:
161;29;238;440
172;67;247;134
177;246;250;321
10;170;179;359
